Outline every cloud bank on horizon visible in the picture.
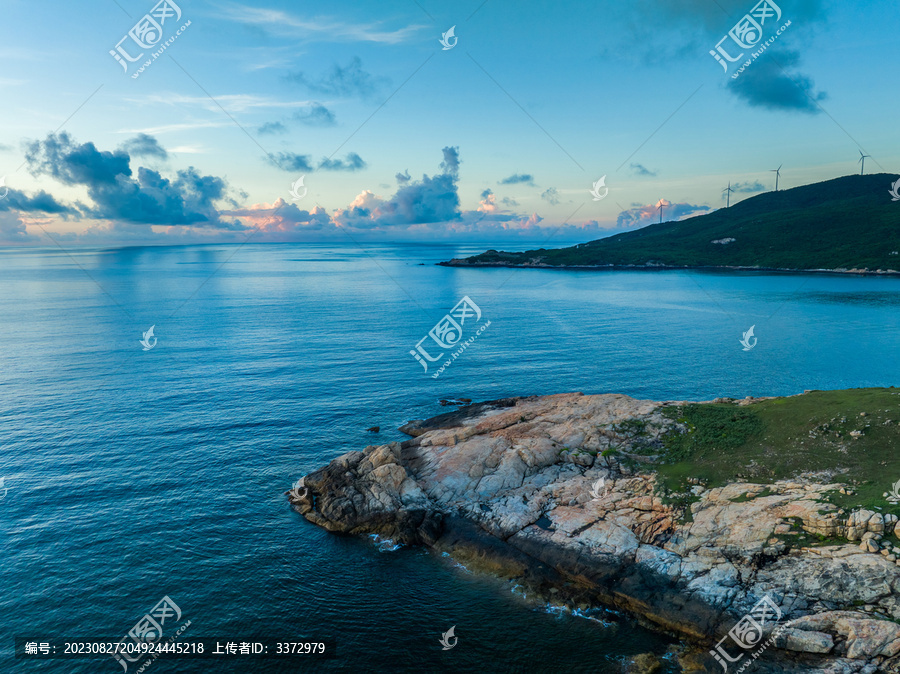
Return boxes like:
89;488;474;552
6;135;631;244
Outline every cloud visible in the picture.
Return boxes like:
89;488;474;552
728;49;826;114
24;132;243;228
318;152;367;172
257;121;288;135
0;188;79;216
169;145;205;155
600;0;825;64
0;210;40;243
258;103;337;136
292;103;336;126
120;133;168;160
499;173;535;186
630;163;657;177
221;5;424;44
596;1;829;110
333;177;458;229
235;196;587;242
616;199;710;228
333;148;460;229
26;133;131;185
14;142;644;244
478;189;498;214
732;180;765;193
501;197;519;207
51;220;252;245
118;120;236;136
127;93;326;114
224;199;333;236
268;152;314;172
440;146;460;177
541;187;560;205
267;151;367;172
285;57;389;99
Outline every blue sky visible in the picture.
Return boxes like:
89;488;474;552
0;0;897;245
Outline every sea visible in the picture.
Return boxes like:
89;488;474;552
3;241;900;674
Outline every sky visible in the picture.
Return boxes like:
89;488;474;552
0;0;897;246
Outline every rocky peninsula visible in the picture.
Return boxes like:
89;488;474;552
289;391;900;672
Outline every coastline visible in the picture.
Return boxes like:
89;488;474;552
290;392;900;672
438;259;900;277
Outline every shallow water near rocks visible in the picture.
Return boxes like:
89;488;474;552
3;242;900;672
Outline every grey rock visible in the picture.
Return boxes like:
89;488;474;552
774;626;834;653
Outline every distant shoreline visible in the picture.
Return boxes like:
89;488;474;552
438;260;900;276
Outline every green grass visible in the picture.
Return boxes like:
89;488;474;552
779;530;845;548
653;388;900;516
764;517;848;549
610;418;648;438
729;488;774;503
661;404;763;462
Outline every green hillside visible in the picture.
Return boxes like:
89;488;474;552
653;387;900;526
444;174;900;271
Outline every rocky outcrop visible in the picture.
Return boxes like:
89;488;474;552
290;393;900;672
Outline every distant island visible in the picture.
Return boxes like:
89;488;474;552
441;174;900;274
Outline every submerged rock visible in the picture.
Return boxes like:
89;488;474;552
626;652;663;673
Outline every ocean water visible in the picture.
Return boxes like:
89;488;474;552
3;242;900;674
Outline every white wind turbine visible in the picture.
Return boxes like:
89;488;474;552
723;181;734;208
858;150;870;176
770;164;782;192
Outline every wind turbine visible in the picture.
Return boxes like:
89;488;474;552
858;150;870;176
770;164;782;192
723;181;734;208
658;200;665;224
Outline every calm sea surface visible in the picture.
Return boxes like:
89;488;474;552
4;242;900;673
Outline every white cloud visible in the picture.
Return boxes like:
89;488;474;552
220;4;425;44
116;121;236;135
123;93;323;113
168;145;206;154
